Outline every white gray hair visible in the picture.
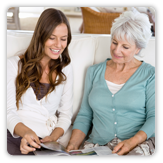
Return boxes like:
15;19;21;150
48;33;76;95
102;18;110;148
111;8;152;55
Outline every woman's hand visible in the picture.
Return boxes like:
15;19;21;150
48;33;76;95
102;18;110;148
112;131;147;155
112;138;136;155
40;128;64;149
66;142;79;152
20;130;41;154
41;127;64;143
66;129;86;152
40;136;54;143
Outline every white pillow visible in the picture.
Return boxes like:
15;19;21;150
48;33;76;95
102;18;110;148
89;7;100;12
68;36;95;122
134;7;148;14
7;31;33;58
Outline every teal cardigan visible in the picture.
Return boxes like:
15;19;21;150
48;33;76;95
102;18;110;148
73;59;155;145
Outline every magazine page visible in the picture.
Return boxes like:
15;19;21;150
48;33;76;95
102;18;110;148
34;149;70;156
93;146;118;156
69;149;97;156
34;141;70;156
34;141;118;156
70;146;118;156
35;141;96;156
39;141;67;152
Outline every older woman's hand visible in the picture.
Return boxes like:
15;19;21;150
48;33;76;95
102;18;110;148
112;131;147;155
66;142;79;152
112;138;137;155
66;129;86;152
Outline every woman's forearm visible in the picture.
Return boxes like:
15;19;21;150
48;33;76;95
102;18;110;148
14;122;33;137
67;129;86;150
131;130;147;146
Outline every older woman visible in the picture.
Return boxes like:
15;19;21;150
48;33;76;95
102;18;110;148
67;8;155;156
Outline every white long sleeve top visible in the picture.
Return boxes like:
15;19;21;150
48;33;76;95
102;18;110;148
7;56;73;138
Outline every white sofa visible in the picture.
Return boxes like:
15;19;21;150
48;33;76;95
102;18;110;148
7;30;155;147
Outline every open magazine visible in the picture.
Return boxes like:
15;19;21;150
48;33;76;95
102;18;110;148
33;141;118;156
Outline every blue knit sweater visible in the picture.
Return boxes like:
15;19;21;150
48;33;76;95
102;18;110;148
73;58;155;145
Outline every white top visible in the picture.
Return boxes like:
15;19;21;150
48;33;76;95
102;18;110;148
105;80;125;94
7;56;73;138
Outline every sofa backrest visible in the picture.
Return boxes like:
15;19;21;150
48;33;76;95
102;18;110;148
68;36;96;121
7;30;155;122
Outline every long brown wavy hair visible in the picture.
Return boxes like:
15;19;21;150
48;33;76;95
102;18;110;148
16;8;72;109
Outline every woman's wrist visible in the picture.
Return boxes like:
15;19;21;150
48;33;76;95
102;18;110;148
130;130;147;147
68;139;80;149
50;127;64;141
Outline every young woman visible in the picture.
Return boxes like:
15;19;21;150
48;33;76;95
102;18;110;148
7;8;73;155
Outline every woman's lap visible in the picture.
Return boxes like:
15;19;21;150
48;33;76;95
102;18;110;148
7;130;34;155
127;137;155;155
83;137;155;156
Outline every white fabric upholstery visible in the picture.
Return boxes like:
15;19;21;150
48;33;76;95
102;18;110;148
69;36;96;121
7;31;32;58
7;30;155;146
89;7;100;12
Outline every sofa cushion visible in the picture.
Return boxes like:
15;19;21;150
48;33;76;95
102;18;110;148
134;38;155;67
89;7;100;12
93;35;111;65
69;36;95;122
7;31;33;58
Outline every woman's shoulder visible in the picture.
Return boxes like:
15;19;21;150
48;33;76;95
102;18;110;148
138;61;155;84
7;56;20;67
85;59;108;80
62;62;73;74
141;61;155;74
7;56;20;76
